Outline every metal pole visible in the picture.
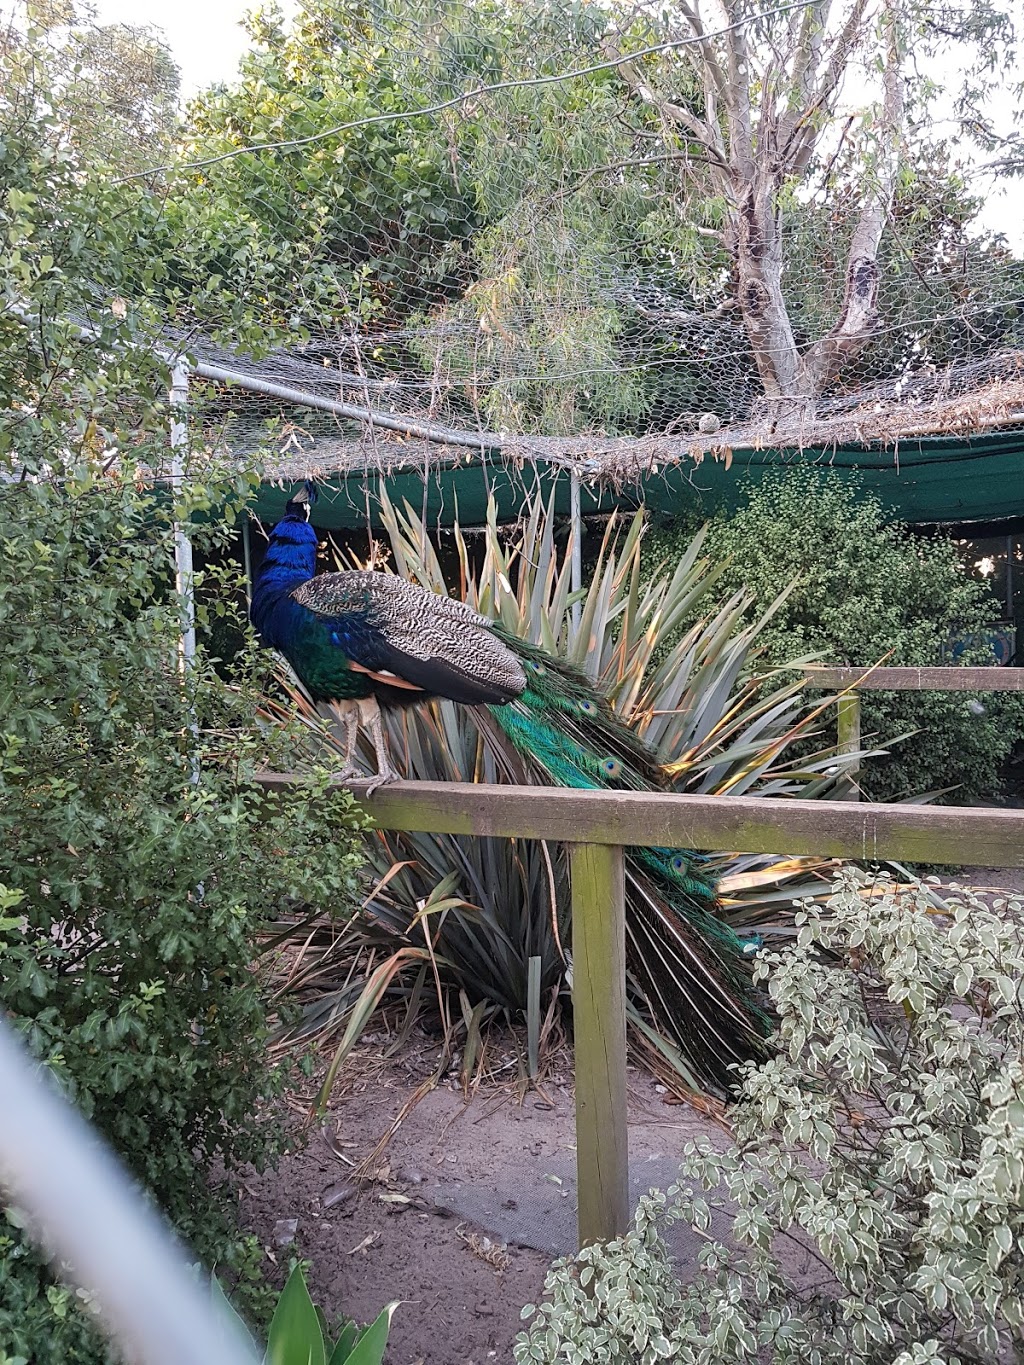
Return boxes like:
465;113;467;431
570;469;582;636
1006;532;1014;622
170;360;196;671
241;514;254;605
0;1020;261;1365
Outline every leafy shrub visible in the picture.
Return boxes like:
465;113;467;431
646;473;1024;801
0;24;368;1363
517;868;1024;1363
0;471;365;1365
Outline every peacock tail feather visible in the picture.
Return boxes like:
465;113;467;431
487;628;771;1094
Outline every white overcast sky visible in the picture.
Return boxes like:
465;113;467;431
91;0;298;97
76;0;1024;253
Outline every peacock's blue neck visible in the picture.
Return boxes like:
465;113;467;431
250;514;318;646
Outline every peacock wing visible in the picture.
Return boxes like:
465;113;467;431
290;571;526;705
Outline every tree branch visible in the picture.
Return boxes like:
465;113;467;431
546;151;723;203
605;40;731;174
802;0;904;392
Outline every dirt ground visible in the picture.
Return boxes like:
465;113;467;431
236;1035;724;1365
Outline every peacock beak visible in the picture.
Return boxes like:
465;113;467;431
288;484;312;521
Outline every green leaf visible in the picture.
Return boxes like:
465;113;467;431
265;1265;327;1365
327;1321;358;1364
338;1304;400;1365
211;1275;259;1357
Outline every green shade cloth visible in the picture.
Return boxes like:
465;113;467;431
249;427;1024;530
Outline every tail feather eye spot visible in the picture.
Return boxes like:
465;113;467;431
671;854;687;872
601;758;622;778
577;699;596;714
528;661;546;675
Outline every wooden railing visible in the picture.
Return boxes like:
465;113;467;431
803;665;1024;800
258;776;1024;1250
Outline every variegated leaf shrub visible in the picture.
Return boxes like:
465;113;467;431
517;869;1024;1364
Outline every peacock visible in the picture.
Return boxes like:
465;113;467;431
251;483;770;1093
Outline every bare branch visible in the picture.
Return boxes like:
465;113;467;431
546;151;723;204
777;0;874;177
810;0;875;119
605;41;731;175
790;0;833;104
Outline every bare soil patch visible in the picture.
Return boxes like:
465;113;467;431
237;1035;721;1364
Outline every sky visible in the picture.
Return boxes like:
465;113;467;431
92;0;296;97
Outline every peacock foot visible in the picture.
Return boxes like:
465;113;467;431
357;765;401;798
341;769;400;798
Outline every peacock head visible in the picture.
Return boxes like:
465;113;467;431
285;479;319;521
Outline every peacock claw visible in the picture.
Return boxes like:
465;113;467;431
345;770;400;798
333;765;364;785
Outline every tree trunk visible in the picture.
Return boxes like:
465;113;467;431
611;0;905;417
801;7;904;395
731;172;813;420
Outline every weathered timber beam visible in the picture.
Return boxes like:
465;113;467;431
256;777;1024;867
570;844;628;1246
802;666;1024;692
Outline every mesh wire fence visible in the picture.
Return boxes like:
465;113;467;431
3;0;1024;485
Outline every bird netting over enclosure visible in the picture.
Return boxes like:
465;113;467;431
4;0;1024;518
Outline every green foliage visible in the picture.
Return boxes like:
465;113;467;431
214;1262;397;1365
517;869;1024;1363
6;3;181;177
0;469;366;1365
1;32;367;1362
168;1;479;335
646;474;1024;801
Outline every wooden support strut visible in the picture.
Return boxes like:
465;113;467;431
570;843;629;1246
836;692;862;803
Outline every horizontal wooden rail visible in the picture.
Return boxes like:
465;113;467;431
257;776;1024;868
802;665;1024;691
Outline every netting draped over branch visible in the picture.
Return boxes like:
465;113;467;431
3;0;1024;490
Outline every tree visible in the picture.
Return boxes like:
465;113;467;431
7;1;180;177
604;0;1018;416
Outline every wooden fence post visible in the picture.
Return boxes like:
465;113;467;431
837;691;862;801
569;842;629;1249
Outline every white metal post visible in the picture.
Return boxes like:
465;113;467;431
170;360;196;671
570;468;582;635
241;514;254;604
0;1021;261;1365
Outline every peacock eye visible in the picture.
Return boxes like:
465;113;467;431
578;699;596;713
601;758;622;778
529;660;546;675
672;855;686;871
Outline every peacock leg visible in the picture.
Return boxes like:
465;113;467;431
356;695;401;795
327;699;364;782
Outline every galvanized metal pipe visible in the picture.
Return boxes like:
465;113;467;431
170;360;196;670
0;1021;261;1365
570;468;582;634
